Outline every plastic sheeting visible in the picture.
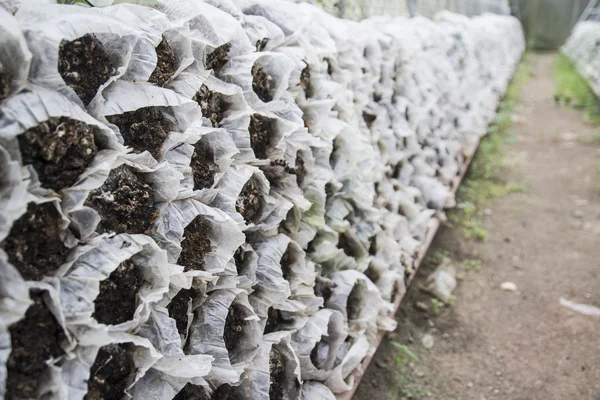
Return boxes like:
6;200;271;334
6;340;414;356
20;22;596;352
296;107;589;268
513;0;592;50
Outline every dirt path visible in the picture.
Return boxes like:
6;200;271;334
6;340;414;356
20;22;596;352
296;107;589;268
355;53;600;400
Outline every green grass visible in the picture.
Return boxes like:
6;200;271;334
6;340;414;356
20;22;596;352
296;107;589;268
387;342;430;399
395;375;430;399
554;54;600;191
463;259;482;271
430;298;444;314
426;248;450;266
390;341;419;368
449;58;529;240
554;53;600;126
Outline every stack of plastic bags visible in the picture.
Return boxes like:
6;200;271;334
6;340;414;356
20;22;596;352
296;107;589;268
0;1;523;399
563;21;600;97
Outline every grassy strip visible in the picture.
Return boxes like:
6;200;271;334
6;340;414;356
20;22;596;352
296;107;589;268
554;53;600;126
448;56;529;241
554;53;600;191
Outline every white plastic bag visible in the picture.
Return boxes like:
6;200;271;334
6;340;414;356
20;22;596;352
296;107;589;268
59;234;171;334
187;288;261;386
0;7;31;101
153;195;244;271
16;3;177;107
291;308;347;381
0;86;125;197
229;331;301;400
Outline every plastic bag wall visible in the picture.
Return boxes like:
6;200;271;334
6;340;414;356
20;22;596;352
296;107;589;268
0;1;523;399
563;21;600;96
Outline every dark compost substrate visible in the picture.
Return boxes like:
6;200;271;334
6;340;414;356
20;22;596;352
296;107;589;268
174;382;240;400
346;279;367;321
177;216;213;272
233;246;246;275
93;258;144;326
193;85;225;127
148;37;177;86
190;139;216;190
1;201;68;281
251;63;272;103
6;290;66;400
106;106;175;160
223;303;249;361
249;114;275;159
167;286;201;337
0;70;10;103
85;343;135;400
313;276;336;303
299;64;312;98
235;177;263;223
85;164;158;235
295;154;306;186
58;33;115;105
263;306;293;335
205;43;232;71
268;346;287;400
18;116;100;191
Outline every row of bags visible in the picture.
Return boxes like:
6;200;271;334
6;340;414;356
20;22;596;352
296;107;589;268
563;21;600;98
0;0;524;399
